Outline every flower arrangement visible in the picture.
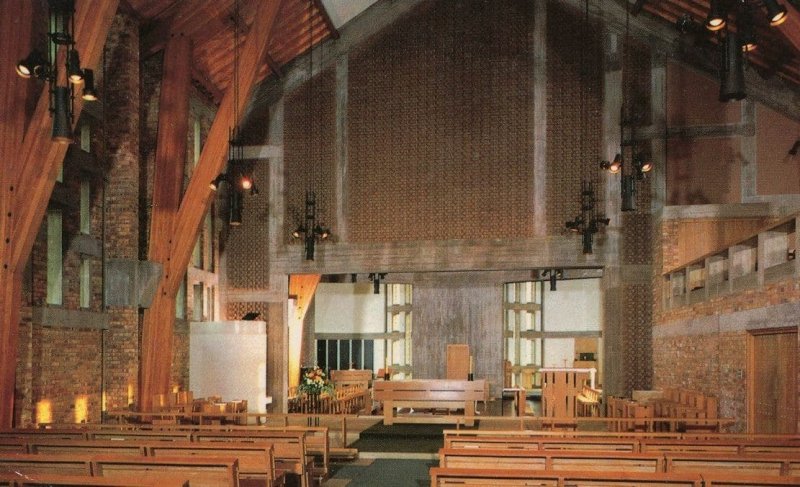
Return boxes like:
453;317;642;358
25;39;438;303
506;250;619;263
298;366;334;396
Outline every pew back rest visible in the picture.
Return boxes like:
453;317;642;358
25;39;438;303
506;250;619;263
91;455;238;487
192;430;307;475
27;439;147;456
701;473;800;486
665;453;797;476
438;448;664;473
89;431;192;442
443;436;637;452
0;453;92;476
429;468;704;487
0;473;189;486
0;430;88;440
146;440;274;477
330;370;372;389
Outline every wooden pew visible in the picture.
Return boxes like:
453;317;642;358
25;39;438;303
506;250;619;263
373;379;487;426
193;430;311;487
0;453;92;476
0;473;188;486
665;453;800;476
438;448;664;473
146;441;279;487
429;468;704;486
27;439;147;456
330;369;372;390
641;438;800;455
91;455;238;487
443;435;639;452
702;473;800;486
0;429;88;440
0;439;26;454
88;430;193;442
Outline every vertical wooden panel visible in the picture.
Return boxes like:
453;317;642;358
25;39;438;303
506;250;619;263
446;344;470;380
749;328;798;434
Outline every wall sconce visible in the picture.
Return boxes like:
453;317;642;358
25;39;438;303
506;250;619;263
291;191;330;261
15;0;96;143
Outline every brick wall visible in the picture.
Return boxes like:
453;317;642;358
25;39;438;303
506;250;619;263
102;11;141;413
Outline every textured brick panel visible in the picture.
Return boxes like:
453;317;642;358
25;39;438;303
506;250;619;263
346;0;533;242
226;168;270;287
226;302;271;322
546;3;603;235
622;283;653;394
285;68;336;243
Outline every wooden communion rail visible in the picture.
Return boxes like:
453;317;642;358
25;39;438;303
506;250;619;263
372;379;488;426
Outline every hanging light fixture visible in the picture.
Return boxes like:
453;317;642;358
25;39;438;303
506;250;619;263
764;0;788;26
738;2;758;52
719;30;746;102
290;0;331;260
598;1;653;213
81;68;98;101
14;0;96;143
706;0;728;31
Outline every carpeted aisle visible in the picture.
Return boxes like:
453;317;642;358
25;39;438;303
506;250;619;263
349;421;469;453
326;458;437;487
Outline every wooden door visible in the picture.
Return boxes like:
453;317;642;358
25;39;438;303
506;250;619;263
748;328;797;433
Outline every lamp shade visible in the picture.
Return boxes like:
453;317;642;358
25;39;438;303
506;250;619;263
52;86;73;143
719;31;746;102
706;0;727;31
764;0;788;26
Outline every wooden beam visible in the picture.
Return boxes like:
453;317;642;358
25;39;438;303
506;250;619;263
776;3;800;54
312;0;340;40
139;34;192;414
139;0;284;412
0;0;33;430
0;0;117;428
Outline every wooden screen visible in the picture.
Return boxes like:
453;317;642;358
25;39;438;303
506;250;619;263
446;344;470;380
748;328;797;433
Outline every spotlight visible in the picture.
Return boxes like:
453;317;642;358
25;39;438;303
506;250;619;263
601;153;623;173
764;0;787;26
565;217;583;233
719;31;746;102
706;0;727;31
249;184;259;196
634;153;653;177
240;174;253;191
16;50;47;79
81;69;98;101
52;86;72;143
209;173;227;191
67;50;83;84
292;227;304;239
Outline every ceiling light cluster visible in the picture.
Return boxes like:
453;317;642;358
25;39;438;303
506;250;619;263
706;0;787;32
15;0;98;143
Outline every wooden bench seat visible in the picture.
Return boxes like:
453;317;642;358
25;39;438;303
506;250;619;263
438;448;664;473
429;468;703;486
0;473;189;486
89;430;193;442
91;455;238;487
373;379;487;426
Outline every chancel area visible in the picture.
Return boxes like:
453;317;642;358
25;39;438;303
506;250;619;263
1;0;800;485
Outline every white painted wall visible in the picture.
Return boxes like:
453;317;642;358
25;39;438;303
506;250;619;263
314;282;386;370
190;321;269;413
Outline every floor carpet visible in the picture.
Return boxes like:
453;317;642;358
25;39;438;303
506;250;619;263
327;458;437;487
349;421;478;453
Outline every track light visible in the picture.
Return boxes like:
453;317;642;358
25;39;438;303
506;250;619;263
240;174;253;191
764;0;788;26
52;86;72;143
601;153;623;173
67;50;83;84
81;69;98;101
719;31;746;102
706;0;727;31
209;173;227;191
16;50;47;79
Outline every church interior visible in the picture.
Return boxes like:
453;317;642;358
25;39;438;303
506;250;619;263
1;0;800;485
